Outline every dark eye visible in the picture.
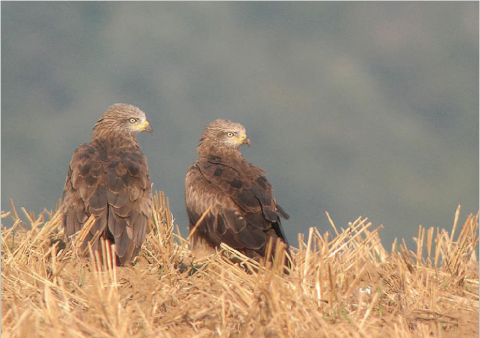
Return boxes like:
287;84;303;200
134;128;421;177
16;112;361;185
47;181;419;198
129;118;138;124
227;132;234;137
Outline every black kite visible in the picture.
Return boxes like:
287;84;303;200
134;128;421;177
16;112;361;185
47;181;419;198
185;119;290;262
62;103;152;265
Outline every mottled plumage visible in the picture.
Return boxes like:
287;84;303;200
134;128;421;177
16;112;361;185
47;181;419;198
185;119;290;262
62;103;152;265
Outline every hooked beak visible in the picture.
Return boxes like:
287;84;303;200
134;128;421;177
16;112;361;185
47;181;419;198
240;133;251;146
138;120;152;133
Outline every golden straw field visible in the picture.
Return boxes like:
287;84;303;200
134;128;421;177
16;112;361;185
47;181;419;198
2;192;478;337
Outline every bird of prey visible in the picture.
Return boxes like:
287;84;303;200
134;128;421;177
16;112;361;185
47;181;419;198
185;119;291;263
62;103;153;265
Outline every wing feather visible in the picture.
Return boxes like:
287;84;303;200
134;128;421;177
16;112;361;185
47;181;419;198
63;139;152;265
186;156;289;259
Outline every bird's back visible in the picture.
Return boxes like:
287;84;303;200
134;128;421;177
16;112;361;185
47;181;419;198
63;137;152;265
185;152;290;260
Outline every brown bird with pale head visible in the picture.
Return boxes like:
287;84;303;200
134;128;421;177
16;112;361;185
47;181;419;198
62;103;153;265
185;119;291;263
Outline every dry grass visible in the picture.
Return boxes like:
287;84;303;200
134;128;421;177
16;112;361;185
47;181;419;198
2;192;478;338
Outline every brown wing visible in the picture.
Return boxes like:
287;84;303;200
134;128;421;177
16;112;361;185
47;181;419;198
185;156;289;258
62;140;152;265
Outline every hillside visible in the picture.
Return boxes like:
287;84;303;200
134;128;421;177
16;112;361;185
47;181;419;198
3;2;478;249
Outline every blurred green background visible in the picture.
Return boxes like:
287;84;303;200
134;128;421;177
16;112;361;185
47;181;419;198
2;2;478;248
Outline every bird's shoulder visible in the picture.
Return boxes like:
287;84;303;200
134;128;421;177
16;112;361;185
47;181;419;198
66;137;150;202
70;137;147;171
186;154;274;210
197;153;267;182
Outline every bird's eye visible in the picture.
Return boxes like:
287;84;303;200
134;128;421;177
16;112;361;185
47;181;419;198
227;132;234;137
129;118;138;124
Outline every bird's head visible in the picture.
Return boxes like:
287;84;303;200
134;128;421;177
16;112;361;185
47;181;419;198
199;119;251;151
92;103;152;138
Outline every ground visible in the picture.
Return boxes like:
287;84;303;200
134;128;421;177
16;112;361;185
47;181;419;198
2;193;478;337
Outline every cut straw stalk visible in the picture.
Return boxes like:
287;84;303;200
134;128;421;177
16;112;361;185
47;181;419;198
1;198;478;338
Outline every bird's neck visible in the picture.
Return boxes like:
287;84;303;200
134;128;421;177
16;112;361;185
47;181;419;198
198;145;244;162
90;130;139;148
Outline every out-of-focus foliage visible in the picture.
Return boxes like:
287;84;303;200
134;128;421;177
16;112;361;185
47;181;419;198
2;2;478;247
